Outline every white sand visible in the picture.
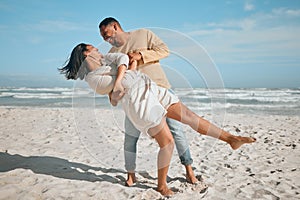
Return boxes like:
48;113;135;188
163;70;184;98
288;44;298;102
0;107;299;199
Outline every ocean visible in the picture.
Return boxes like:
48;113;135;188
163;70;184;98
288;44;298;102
0;87;299;116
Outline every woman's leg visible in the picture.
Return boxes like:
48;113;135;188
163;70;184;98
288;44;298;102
166;117;197;183
148;118;175;196
166;102;256;150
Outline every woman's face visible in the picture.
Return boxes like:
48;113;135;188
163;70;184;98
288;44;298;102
83;45;99;57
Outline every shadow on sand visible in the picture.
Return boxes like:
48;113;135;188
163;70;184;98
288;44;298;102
0;152;153;190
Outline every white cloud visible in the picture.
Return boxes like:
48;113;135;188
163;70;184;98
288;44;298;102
240;18;256;30
198;18;256;31
23;20;91;33
272;8;300;17
244;1;255;11
28;36;43;44
195;27;300;65
185;9;300;66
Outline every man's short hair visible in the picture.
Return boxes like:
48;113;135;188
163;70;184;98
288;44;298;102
99;17;120;28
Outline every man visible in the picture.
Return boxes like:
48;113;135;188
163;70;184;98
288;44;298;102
99;17;198;186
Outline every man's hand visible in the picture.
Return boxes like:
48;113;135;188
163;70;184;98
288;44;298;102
128;52;142;63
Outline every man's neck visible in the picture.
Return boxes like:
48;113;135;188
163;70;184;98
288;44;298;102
115;32;130;47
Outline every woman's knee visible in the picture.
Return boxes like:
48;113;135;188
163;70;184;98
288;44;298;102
155;130;175;149
163;136;175;151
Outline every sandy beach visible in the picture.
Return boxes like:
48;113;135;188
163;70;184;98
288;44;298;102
0;106;299;199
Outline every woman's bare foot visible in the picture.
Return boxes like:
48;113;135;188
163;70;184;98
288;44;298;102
230;136;256;150
125;172;136;187
185;165;198;184
157;186;174;197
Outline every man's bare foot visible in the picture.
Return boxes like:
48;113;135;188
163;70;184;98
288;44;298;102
185;165;198;184
157;186;174;197
125;172;136;187
230;136;256;150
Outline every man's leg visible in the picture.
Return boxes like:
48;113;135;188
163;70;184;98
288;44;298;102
124;116;141;186
166;117;198;184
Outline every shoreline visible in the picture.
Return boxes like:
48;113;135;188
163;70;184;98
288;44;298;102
0;107;299;199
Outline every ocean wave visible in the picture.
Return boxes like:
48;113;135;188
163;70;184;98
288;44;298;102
0;87;99;99
0;87;299;115
0;92;72;99
177;88;300;104
0;87;72;92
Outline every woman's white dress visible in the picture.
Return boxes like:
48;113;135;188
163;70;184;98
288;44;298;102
84;52;179;135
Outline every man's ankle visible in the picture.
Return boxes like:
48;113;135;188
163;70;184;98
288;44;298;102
185;165;193;173
125;172;136;187
127;172;135;176
185;165;198;184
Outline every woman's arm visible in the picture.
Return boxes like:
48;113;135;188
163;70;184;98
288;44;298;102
109;60;139;106
113;64;126;93
104;53;129;106
110;63;127;106
129;60;137;70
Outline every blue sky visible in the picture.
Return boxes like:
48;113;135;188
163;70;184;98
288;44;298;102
0;0;299;88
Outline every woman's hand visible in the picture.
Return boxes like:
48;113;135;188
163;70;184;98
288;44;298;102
109;80;125;106
113;80;124;94
109;91;118;106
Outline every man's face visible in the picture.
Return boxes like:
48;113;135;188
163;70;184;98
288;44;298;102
100;24;118;46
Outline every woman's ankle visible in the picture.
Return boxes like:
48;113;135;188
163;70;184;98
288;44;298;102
157;186;174;197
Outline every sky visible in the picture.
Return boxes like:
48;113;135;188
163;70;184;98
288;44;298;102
0;0;299;88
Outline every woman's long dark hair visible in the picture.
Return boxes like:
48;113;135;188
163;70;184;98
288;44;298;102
58;43;88;80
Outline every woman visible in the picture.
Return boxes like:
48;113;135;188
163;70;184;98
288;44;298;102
59;43;256;197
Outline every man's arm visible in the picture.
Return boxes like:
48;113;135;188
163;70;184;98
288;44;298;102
138;29;169;64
